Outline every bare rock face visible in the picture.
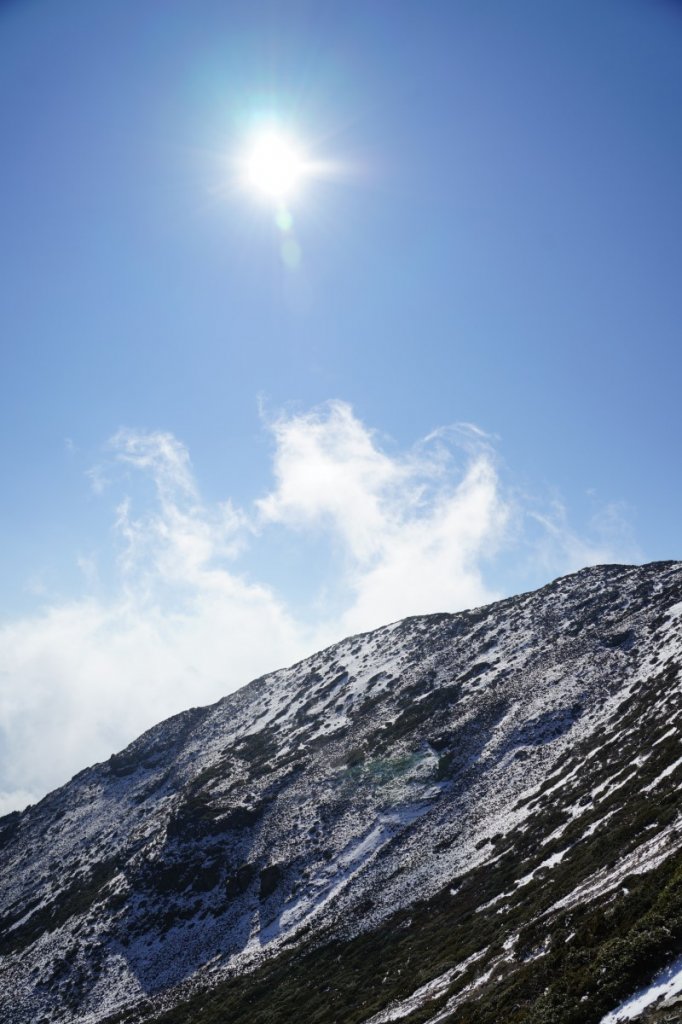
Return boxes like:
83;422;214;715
1;561;682;1024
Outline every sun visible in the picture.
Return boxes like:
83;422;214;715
240;128;309;205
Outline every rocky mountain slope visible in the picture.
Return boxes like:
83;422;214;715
1;561;682;1024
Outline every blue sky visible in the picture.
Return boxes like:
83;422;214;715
1;0;681;810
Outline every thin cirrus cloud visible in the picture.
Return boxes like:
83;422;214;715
0;401;639;814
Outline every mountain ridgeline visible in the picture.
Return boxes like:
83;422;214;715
1;561;682;1024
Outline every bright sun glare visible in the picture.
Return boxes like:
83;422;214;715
241;128;308;205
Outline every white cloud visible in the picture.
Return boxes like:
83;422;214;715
526;496;641;579
0;430;306;813
259;402;406;562
258;403;509;632
109;429;248;586
0;402;639;814
86;464;109;496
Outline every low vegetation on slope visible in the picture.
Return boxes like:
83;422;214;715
107;658;682;1024
109;844;682;1024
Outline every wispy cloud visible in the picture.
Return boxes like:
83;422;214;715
258;403;509;632
0;402;639;814
526;496;641;579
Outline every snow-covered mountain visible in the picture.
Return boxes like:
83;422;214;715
2;561;682;1024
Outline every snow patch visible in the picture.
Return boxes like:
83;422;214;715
600;955;682;1023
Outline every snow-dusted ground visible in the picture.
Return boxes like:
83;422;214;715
1;561;681;1024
